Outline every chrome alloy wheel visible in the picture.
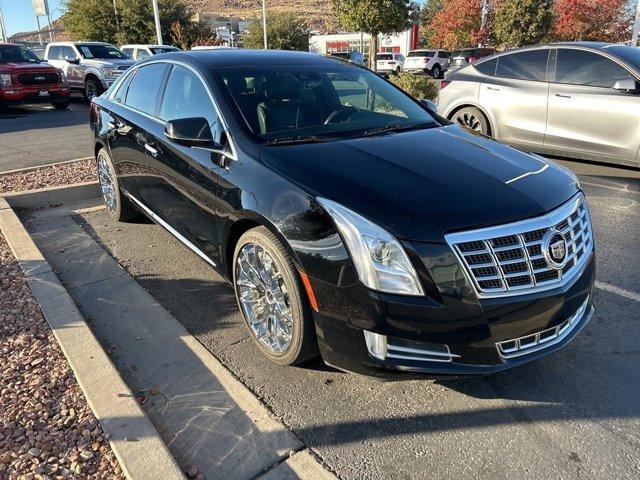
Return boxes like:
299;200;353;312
236;243;293;354
454;111;483;132
85;81;98;99
97;152;117;213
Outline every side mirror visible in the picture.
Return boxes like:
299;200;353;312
421;98;438;113
613;78;638;92
65;56;80;65
165;117;221;149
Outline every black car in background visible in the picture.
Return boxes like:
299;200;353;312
329;51;366;67
450;47;497;69
90;50;595;377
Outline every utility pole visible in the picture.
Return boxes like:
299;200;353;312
0;2;8;43
36;16;44;45
633;0;640;47
262;0;268;49
151;0;163;45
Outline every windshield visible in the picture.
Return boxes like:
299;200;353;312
605;45;640;70
77;44;127;60
151;47;179;54
408;51;435;58
0;45;40;64
216;63;439;143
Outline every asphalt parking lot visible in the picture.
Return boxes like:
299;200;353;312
4;104;640;479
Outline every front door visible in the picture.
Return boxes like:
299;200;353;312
544;48;640;166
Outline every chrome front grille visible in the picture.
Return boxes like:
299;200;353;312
445;194;593;298
496;297;591;359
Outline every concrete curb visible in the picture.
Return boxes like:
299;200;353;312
0;195;186;480
2;181;101;209
0;157;94;176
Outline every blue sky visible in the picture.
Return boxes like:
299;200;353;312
2;0;65;37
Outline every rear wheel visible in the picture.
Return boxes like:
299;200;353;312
431;64;442;79
451;106;490;135
96;148;138;222
233;227;318;365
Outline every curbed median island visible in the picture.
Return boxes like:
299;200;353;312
0;158;97;195
0;233;123;479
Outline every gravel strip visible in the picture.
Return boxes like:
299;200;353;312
0;232;124;479
0;159;97;194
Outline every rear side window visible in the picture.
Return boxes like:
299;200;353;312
555;49;633;88
475;58;497;76
124;63;167;115
495;50;549;81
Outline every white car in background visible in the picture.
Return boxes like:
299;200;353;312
120;44;181;61
376;52;405;75
403;49;451;78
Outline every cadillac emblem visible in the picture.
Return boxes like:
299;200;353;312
543;230;567;269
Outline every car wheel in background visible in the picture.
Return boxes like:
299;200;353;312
233;226;318;366
96;148;138;222
431;65;442;79
52;102;69;110
451;106;489;135
395;67;401;75
84;78;103;100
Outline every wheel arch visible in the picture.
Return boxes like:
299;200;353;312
85;72;102;85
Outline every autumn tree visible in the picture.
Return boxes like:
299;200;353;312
552;0;632;43
419;0;444;48
492;0;553;48
169;21;217;50
428;0;484;50
332;0;413;70
243;12;310;51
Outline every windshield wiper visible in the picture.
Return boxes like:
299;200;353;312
263;135;335;146
356;121;438;138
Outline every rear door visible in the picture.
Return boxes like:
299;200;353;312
544;48;640;165
478;49;550;151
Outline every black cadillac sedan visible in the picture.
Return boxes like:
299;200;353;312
90;50;595;377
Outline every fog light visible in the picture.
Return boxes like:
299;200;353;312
1;74;12;87
364;330;387;360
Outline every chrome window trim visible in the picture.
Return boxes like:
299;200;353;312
124;192;217;268
445;193;594;299
107;58;238;161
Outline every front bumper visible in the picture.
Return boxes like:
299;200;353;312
0;85;70;105
310;251;595;379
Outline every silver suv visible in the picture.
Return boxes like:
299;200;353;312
44;42;134;99
438;42;640;167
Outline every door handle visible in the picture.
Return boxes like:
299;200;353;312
487;86;501;91
555;93;572;98
144;142;160;157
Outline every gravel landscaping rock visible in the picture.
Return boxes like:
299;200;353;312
0;232;123;479
0;159;97;194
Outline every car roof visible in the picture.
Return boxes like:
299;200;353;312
175;49;342;67
122;44;177;48
48;41;113;46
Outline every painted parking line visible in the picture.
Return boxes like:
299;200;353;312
595;281;640;303
581;180;640;196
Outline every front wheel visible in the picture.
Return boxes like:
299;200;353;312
233;227;318;365
84;78;103;100
451;106;490;135
96;148;138;222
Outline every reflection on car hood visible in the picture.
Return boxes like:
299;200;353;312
0;61;57;72
260;125;580;243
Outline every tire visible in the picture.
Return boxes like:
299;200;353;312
233;226;319;366
451;106;490;136
395;66;401;75
431;64;442;79
84;78;103;100
52;102;69;110
96;148;138;222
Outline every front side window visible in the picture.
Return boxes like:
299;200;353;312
77;44;126;60
61;46;77;61
0;45;40;63
160;65;218;129
495;50;549;81
217;64;438;142
136;49;151;60
555;49;633;88
124;63;167;115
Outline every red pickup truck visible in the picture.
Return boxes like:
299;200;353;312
0;43;70;110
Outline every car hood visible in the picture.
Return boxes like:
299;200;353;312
260;125;580;243
0;61;57;73
82;59;134;68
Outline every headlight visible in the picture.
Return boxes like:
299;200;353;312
317;198;424;296
0;74;12;87
101;67;116;78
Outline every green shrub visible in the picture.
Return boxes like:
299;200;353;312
388;73;439;100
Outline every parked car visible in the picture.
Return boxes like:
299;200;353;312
329;51;366;67
44;41;134;99
120;44;181;61
91;50;595;376
449;47;497;70
438;42;640;168
403;49;451;78
0;43;70;109
376;52;404;74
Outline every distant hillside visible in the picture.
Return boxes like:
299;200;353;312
187;0;338;31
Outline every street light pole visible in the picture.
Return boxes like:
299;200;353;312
0;2;8;43
632;0;640;47
151;0;163;45
262;0;267;49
